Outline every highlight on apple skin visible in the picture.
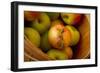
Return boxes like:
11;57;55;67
61;13;82;25
31;13;51;34
24;27;41;47
48;24;71;50
40;32;52;52
47;49;68;60
65;25;80;46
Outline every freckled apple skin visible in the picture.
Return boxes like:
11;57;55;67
65;25;80;46
48;24;71;49
47;49;68;60
24;27;41;47
61;13;82;25
31;13;51;34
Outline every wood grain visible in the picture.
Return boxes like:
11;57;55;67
74;14;90;59
24;52;38;61
24;35;51;61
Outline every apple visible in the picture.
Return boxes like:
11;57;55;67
48;24;71;49
46;12;59;21
51;19;63;27
31;13;51;34
40;32;52;52
61;13;82;25
63;47;73;59
65;25;80;46
24;27;41;47
47;49;68;60
24;11;40;21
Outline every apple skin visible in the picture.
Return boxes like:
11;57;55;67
24;11;40;21
65;25;80;46
24;27;41;47
31;13;51;34
40;32;52;52
63;47;73;59
51;19;63;27
47;49;68;60
61;13;82;25
46;12;59;21
48;24;71;50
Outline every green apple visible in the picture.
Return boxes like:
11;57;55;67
40;32;52;52
46;12;59;21
47;49;68;60
48;24;71;50
24;27;41;47
61;13;82;25
31;13;51;34
65;25;80;46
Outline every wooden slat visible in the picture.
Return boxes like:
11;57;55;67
74;14;90;59
24;52;38;61
24;35;51;61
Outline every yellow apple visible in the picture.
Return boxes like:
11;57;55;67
63;47;73;59
51;19;63;27
47;49;68;60
24;27;41;47
65;25;80;46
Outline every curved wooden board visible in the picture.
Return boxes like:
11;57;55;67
74;14;90;59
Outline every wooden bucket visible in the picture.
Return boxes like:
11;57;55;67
74;14;90;59
24;14;90;61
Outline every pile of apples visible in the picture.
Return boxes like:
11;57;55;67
24;11;83;60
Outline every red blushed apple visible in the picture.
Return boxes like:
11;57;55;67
48;24;71;50
24;11;40;21
61;13;82;25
